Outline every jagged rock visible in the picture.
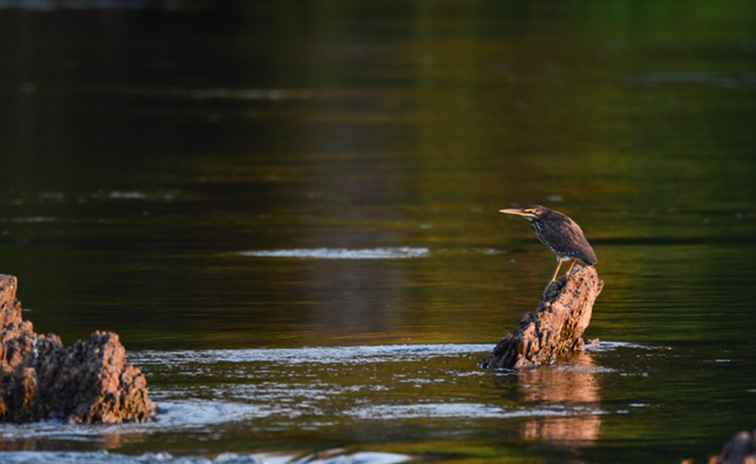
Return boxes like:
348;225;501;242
0;274;155;423
480;264;604;369
707;430;756;464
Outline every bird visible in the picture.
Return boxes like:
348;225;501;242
498;205;597;281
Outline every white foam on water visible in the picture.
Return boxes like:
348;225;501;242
238;247;430;260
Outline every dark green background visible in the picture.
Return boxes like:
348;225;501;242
1;1;755;462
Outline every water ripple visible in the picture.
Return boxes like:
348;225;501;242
347;403;603;420
584;341;664;353
0;451;409;464
0;401;259;439
133;344;492;366
237;247;430;259
132;341;661;367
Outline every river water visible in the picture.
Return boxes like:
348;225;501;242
2;1;756;463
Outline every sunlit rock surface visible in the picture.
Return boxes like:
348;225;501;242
0;275;154;423
481;265;604;369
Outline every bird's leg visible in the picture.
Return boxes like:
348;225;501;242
567;260;577;275
551;260;563;282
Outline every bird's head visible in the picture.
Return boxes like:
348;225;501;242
498;205;550;222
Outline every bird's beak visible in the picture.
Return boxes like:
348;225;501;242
498;208;531;217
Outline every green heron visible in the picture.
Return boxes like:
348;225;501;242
499;205;597;281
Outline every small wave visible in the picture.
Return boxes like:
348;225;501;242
0;401;259;440
132;341;657;367
152;400;262;427
432;247;505;257
238;247;430;259
584;341;665;353
93;191;178;202
0;451;265;464
554;364;616;374
132;344;492;366
347;403;603;420
7;217;57;224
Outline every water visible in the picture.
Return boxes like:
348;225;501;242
2;1;756;462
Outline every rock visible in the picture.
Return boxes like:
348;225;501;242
0;274;155;423
708;430;756;464
480;264;604;369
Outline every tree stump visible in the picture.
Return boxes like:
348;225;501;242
0;274;155;423
480;264;604;369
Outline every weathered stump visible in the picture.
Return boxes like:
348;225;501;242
480;264;603;369
0;274;155;423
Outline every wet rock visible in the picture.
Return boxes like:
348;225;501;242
0;274;155;423
708;430;756;464
480;265;603;369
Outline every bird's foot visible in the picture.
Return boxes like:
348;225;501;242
542;277;566;300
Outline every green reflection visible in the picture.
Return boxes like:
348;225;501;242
1;1;755;462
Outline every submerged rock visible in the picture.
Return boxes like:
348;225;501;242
0;274;155;423
709;430;756;464
480;265;603;369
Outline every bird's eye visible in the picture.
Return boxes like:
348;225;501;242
525;209;536;214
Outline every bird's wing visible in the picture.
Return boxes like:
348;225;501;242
544;217;598;265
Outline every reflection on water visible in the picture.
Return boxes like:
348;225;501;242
518;352;602;445
0;342;667;462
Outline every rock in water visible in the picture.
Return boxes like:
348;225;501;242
709;430;756;464
480;265;604;369
0;274;155;423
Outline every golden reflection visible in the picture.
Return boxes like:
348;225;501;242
0;430;140;451
100;432;126;450
517;351;602;445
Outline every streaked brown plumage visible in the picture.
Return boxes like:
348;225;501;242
499;205;597;281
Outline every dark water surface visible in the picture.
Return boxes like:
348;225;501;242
2;1;756;462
